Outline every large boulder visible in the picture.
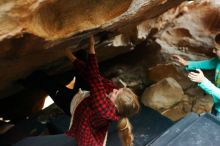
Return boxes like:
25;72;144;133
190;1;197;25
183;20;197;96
141;77;184;111
192;94;213;114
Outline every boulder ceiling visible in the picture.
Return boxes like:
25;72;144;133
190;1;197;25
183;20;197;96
1;0;220;99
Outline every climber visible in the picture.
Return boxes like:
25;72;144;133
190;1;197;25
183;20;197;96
14;35;140;146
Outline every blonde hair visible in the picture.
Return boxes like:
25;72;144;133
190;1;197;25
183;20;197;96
115;87;140;146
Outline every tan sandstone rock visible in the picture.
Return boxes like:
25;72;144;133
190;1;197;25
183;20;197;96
141;77;184;111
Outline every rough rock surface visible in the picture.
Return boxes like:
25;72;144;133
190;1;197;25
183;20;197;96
0;0;220;121
141;77;184;110
147;63;192;89
0;0;185;99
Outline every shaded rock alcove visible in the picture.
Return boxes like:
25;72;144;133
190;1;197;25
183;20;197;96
1;0;220;145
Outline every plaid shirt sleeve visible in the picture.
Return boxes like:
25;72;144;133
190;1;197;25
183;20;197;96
73;58;86;71
87;54;119;121
73;58;116;93
73;59;88;80
102;77;116;94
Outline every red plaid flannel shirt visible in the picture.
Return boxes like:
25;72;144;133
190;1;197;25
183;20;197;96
65;54;120;146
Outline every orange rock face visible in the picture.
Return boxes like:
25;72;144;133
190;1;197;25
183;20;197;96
0;0;220;121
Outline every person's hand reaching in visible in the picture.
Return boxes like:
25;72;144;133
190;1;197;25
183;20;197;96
172;54;188;66
188;69;205;83
65;48;77;62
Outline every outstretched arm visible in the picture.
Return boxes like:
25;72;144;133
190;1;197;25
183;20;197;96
87;35;119;121
199;78;220;100
172;55;218;70
172;55;188;66
87;35;115;92
65;48;87;80
64;35;98;80
188;69;220;100
65;48;77;62
186;58;219;70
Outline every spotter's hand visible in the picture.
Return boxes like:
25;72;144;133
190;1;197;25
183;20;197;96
171;54;188;66
188;69;205;83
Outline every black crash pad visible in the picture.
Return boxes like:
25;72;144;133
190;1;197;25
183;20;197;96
149;112;220;146
48;105;174;146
